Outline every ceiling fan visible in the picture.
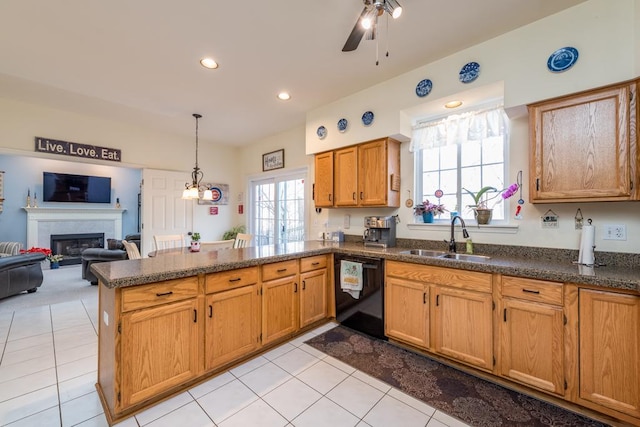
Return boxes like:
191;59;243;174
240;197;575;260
342;0;403;52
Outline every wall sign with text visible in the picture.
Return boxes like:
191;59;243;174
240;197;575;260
35;137;121;162
262;149;284;171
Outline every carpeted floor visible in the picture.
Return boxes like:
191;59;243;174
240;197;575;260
305;325;608;427
0;264;96;312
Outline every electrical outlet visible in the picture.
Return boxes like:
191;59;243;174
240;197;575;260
604;224;626;241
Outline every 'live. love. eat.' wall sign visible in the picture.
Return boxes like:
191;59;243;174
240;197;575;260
35;137;121;162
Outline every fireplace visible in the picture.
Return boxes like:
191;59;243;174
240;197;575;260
51;233;105;266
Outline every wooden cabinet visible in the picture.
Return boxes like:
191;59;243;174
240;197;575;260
385;261;493;371
205;267;260;371
578;289;640;419
299;255;328;328
314;151;334;207
314;137;401;208
499;276;565;395
119;278;200;408
261;260;299;345
385;276;429;349
528;79;639;202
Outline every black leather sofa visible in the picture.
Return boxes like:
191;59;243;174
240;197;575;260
81;234;141;285
0;253;46;299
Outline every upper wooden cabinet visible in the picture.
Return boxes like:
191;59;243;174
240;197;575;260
314;137;401;208
528;79;639;202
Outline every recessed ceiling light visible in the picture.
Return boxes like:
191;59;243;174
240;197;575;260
445;100;463;109
200;57;218;69
277;92;291;101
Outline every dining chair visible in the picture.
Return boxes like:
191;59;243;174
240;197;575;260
201;239;235;249
233;233;252;248
122;240;142;260
153;234;184;251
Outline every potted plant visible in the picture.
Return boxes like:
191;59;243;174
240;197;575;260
222;225;246;241
20;246;63;268
463;183;519;224
190;232;201;252
413;200;446;223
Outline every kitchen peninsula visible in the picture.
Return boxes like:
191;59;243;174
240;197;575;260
93;241;640;426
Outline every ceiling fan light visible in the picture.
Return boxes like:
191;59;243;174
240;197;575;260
361;8;378;29
384;0;402;19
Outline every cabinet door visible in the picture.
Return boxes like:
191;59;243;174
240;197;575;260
433;286;493;371
262;276;298;345
500;299;564;395
385;277;429;349
579;289;640;418
205;284;260;371
314;152;334;207
357;139;387;206
299;268;328;328
334;146;358;206
121;298;199;407
529;84;634;202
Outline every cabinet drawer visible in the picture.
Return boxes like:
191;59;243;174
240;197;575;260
206;267;259;294
502;276;563;305
300;255;328;273
121;276;199;312
386;261;491;293
262;259;298;281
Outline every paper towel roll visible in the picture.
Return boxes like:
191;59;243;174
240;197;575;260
578;224;595;265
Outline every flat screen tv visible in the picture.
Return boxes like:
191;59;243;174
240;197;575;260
43;172;112;203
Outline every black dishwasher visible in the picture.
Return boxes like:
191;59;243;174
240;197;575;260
334;254;386;340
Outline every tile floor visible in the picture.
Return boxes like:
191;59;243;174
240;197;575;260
0;293;470;427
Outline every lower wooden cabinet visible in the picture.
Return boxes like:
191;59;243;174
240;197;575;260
262;263;299;346
205;284;261;371
299;268;328;328
120;298;199;407
433;285;494;371
499;276;565;395
578;289;640;419
385;276;429;349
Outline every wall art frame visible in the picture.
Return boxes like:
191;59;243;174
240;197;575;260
262;149;285;171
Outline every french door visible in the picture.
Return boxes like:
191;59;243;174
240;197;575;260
250;171;306;245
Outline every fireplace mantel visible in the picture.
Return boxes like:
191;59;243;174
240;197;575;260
23;207;126;249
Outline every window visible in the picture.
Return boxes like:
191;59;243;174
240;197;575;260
412;106;510;222
250;170;306;245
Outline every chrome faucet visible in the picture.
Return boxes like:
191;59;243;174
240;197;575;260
446;215;470;253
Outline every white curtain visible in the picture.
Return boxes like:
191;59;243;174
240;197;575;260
410;106;509;152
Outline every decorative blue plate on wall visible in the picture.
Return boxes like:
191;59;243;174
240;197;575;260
547;47;579;72
337;118;348;133
415;79;433;97
459;62;480;83
317;125;327;139
362;111;374;126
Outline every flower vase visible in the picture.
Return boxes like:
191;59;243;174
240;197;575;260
190;241;201;252
422;211;435;223
50;261;60;269
475;208;493;225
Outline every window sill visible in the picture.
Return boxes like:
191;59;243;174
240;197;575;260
406;222;519;234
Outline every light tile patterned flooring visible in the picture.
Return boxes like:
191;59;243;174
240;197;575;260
0;277;470;427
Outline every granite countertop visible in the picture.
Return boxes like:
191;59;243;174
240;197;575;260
92;241;640;293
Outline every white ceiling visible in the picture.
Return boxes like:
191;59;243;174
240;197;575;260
0;0;585;147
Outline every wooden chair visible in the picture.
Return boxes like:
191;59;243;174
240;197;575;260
201;239;235;249
122;240;142;260
153;234;184;251
233;233;252;248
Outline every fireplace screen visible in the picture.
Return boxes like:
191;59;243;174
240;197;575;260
50;233;105;266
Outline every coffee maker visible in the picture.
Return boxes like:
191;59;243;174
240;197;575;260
363;216;397;248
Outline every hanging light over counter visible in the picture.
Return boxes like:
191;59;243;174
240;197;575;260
182;113;213;200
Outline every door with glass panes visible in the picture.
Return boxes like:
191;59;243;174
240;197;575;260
251;172;306;245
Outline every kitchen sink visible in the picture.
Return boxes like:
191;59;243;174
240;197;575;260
399;249;447;257
438;253;491;262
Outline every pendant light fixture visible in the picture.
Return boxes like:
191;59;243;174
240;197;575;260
182;113;213;200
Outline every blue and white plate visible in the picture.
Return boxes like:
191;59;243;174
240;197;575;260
547;47;579;72
415;79;433;97
459;62;480;83
362;111;374;126
317;125;327;139
337;118;348;133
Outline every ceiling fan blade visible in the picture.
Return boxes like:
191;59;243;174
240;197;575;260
342;7;368;52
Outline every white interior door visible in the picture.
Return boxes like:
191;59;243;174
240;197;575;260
141;169;193;256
